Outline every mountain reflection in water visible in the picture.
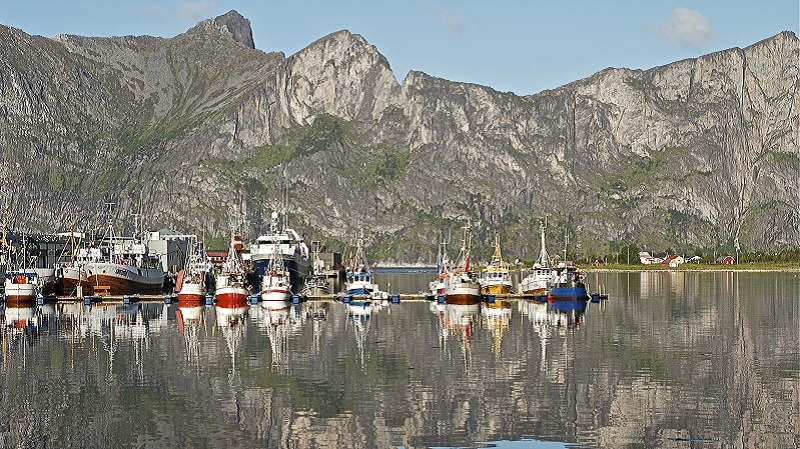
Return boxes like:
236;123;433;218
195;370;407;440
0;271;797;448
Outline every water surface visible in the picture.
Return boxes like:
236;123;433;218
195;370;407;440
0;270;798;448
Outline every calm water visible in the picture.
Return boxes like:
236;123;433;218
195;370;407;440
1;271;799;448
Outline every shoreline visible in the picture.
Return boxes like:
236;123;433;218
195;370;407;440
578;264;800;273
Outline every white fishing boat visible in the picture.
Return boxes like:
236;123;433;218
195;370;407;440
84;210;164;296
215;233;251;305
2;230;45;305
261;244;293;304
445;226;481;305
345;231;375;296
519;221;552;296
479;233;513;295
3;269;39;306
428;241;450;297
60;244;103;297
301;243;330;296
54;231;96;296
249;210;310;293
176;238;209;302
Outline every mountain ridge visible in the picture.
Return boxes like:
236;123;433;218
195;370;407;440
0;11;797;263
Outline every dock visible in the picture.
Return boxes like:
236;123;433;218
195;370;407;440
38;292;559;305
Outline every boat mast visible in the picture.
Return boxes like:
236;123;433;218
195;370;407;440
492;233;504;265
537;220;549;266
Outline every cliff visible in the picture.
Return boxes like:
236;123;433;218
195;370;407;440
0;11;797;261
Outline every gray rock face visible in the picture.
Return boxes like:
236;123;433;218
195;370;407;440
0;11;797;262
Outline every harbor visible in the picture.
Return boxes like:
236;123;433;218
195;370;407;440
3;211;611;311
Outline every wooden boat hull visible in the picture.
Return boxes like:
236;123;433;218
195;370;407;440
347;287;373;295
61;274;93;296
519;269;551;295
444;294;482;305
3;281;38;305
85;262;163;296
261;273;292;302
446;278;481;305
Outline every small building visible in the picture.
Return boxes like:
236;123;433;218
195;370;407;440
207;250;228;267
662;255;685;267
147;229;200;274
717;255;735;265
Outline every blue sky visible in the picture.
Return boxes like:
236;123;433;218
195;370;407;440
3;1;798;95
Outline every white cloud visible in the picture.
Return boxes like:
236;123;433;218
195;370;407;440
178;1;213;22
658;7;715;49
438;10;466;34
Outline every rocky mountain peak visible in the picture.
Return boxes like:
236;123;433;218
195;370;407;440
188;9;255;49
274;29;400;123
300;30;391;69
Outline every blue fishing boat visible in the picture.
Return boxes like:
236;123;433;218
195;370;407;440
548;261;589;300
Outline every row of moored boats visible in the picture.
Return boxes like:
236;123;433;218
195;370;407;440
426;224;590;305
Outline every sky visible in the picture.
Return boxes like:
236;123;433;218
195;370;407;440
2;1;798;95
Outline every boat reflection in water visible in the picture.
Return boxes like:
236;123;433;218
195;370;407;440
176;300;205;330
346;299;385;367
55;301;168;340
482;299;512;355
548;297;589;328
301;301;329;321
214;297;249;371
176;300;206;366
519;296;589;331
436;303;481;367
0;302;45;363
257;300;295;371
3;303;37;329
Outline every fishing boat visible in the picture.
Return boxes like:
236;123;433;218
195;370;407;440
519;222;552;296
301;272;330;296
3;270;39;306
548;261;589;300
479;233;514;295
215;233;252;305
428;240;450;297
345;231;376;296
176;238;210;303
2;227;54;297
249;210;310;293
445;226;481;305
59;242;103;297
84;210;164;296
260;244;293;304
301;243;330;296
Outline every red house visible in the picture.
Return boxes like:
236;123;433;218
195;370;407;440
717;255;735;265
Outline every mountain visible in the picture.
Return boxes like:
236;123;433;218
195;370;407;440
0;10;797;263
